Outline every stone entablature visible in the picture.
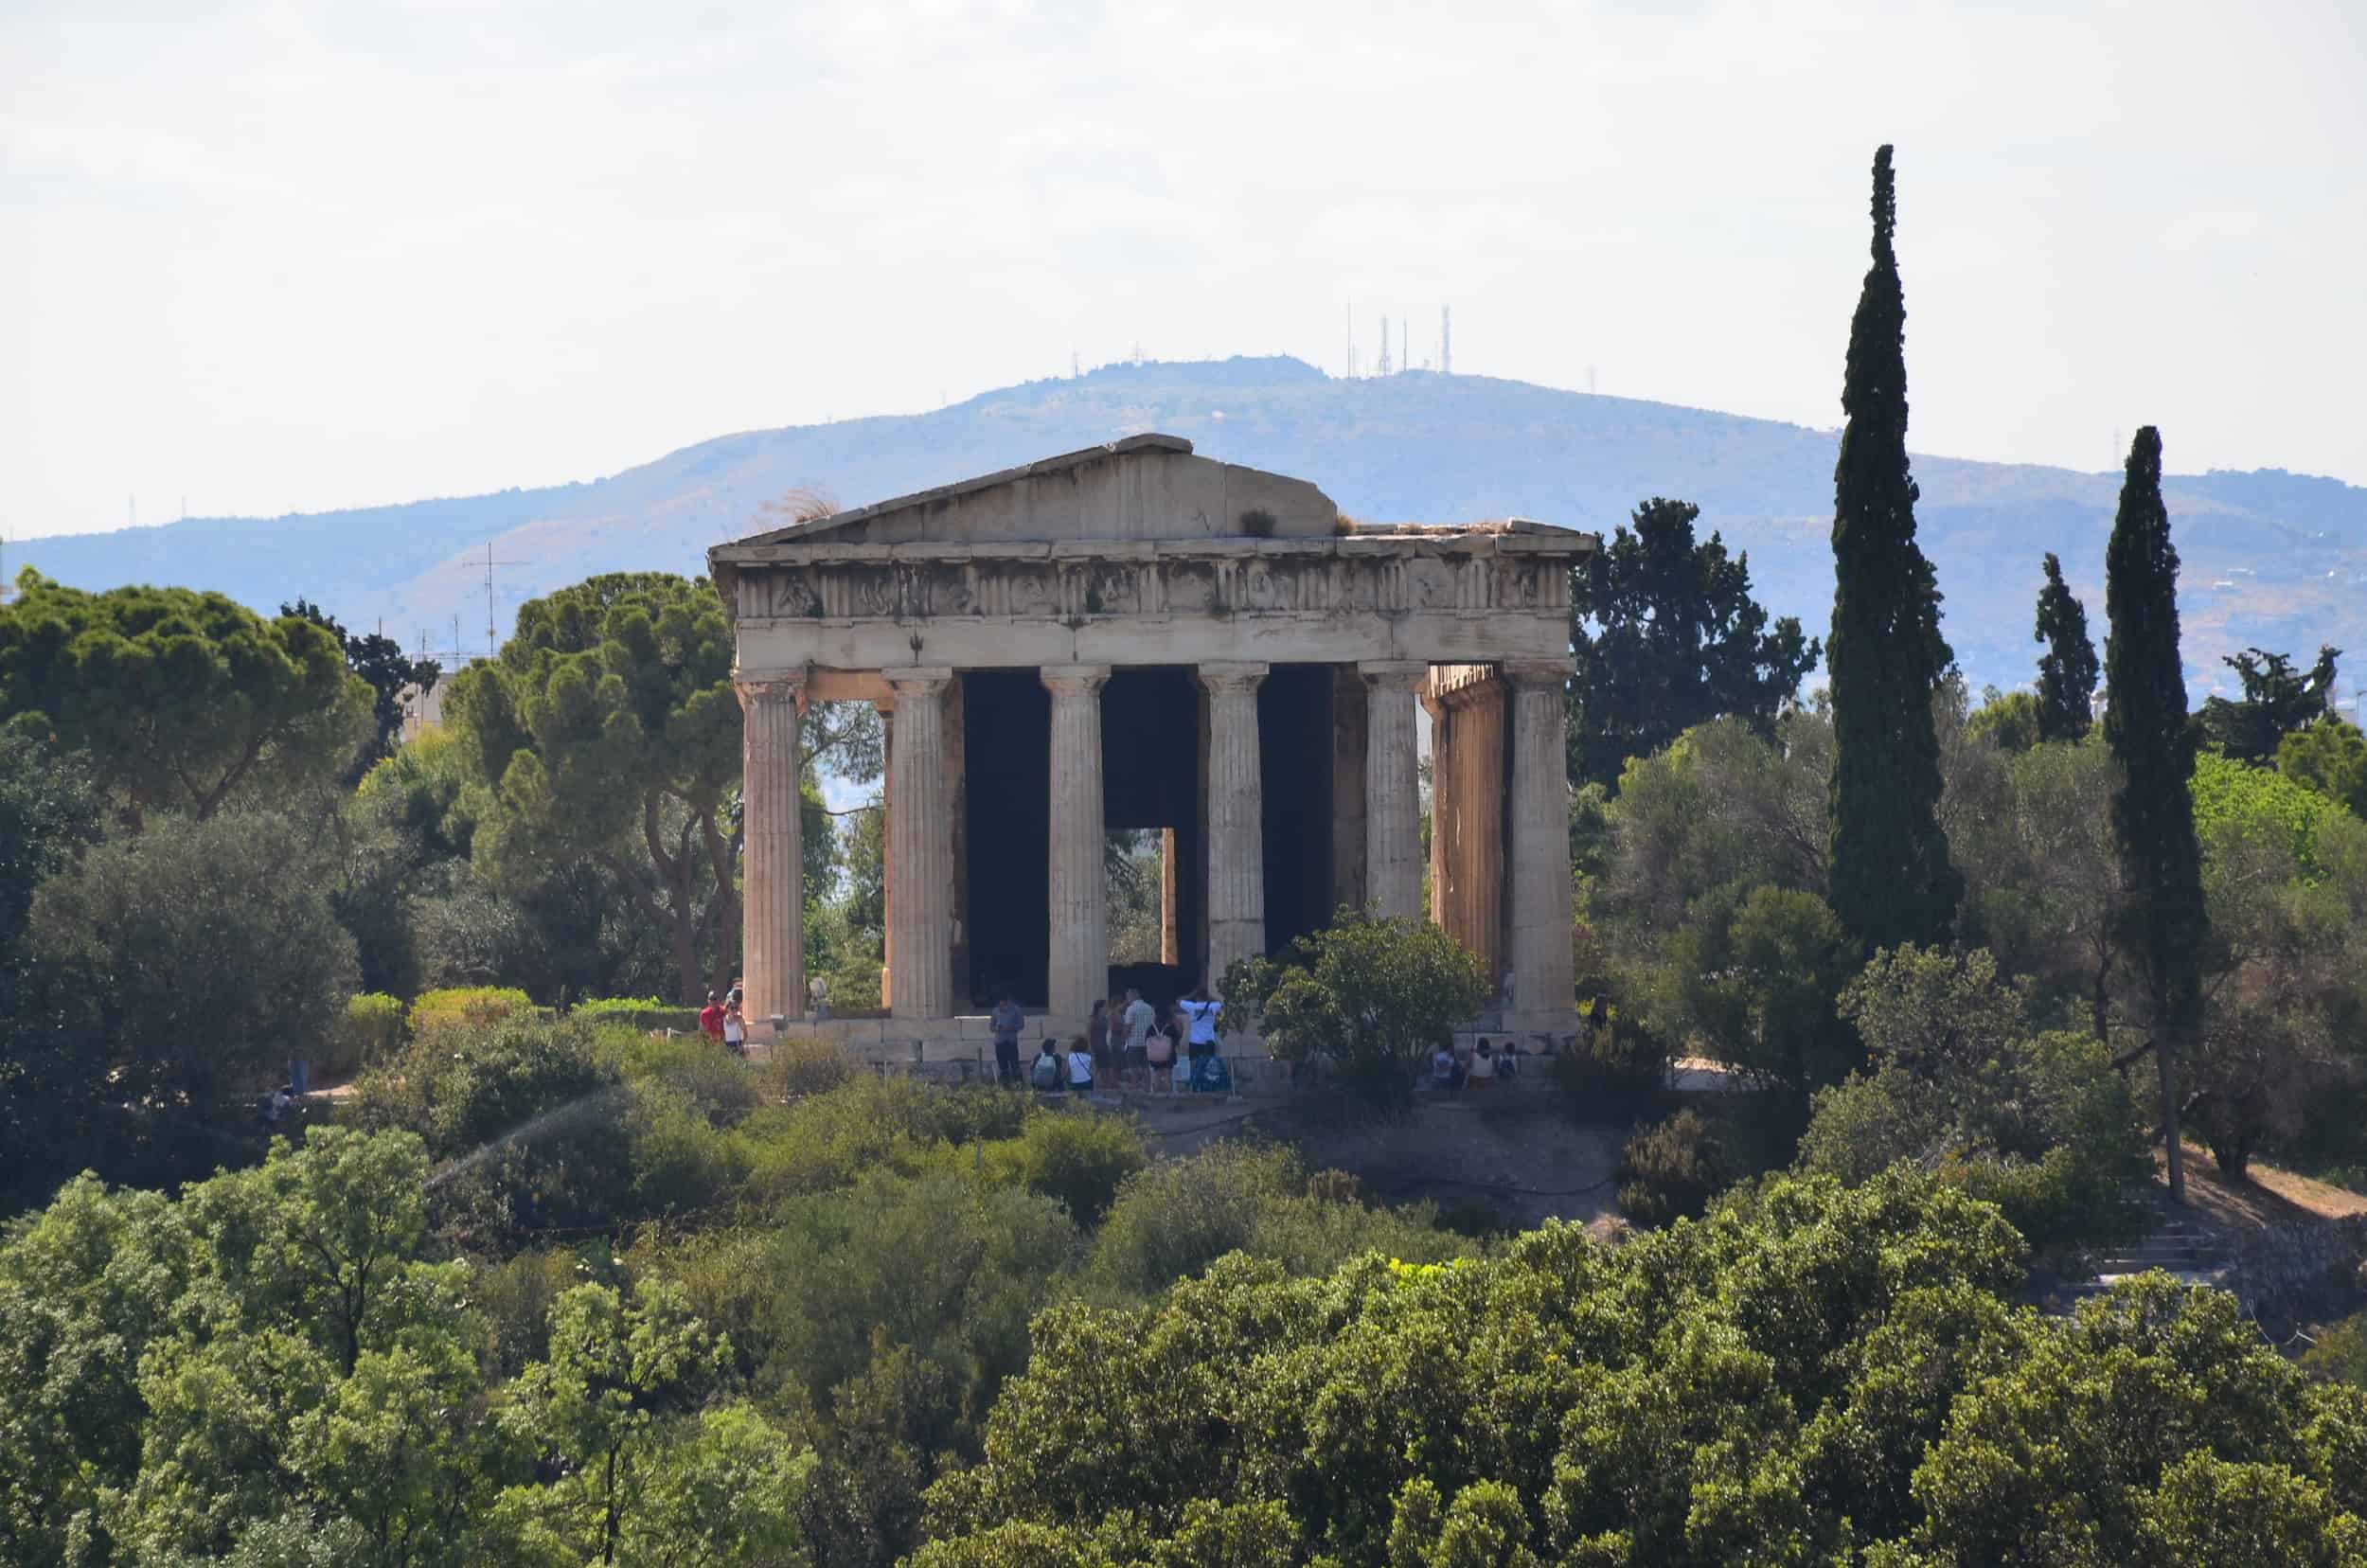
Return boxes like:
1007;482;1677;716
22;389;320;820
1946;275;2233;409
714;529;1577;674
707;434;1594;1050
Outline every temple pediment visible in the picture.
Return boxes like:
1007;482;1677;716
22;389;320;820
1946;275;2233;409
726;433;1340;548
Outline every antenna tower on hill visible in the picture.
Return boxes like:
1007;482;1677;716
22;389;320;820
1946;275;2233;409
1440;306;1451;375
1375;315;1392;377
481;542;525;658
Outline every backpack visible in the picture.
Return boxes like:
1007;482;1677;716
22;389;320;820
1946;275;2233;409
1030;1054;1060;1090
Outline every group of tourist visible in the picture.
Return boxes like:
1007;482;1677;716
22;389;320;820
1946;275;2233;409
1426;1035;1522;1092
698;986;748;1056
994;983;1227;1095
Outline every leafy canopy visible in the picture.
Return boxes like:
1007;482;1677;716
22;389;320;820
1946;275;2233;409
0;568;367;820
2200;644;2341;765
1566;496;1817;791
445;573;742;1002
2277;717;2367;820
1219;909;1489;1111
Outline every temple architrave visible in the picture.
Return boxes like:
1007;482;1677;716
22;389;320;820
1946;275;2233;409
706;434;1594;1053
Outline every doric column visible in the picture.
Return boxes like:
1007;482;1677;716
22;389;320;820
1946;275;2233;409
1506;659;1575;1016
884;668;955;1020
1420;685;1450;927
735;673;805;1029
1361;661;1426;920
1199;662;1268;990
1042;665;1111;1022
1160;828;1180;966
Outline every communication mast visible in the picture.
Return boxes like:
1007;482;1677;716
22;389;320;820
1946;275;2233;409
1440;306;1451;375
481;542;525;658
1375;315;1392;377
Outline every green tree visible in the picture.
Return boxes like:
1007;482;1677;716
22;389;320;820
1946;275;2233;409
1965;688;2043;755
2033;552;2099;742
1825;146;1962;955
2278;717;2367;819
445;574;742;1003
494;1279;738;1564
1219;910;1489;1111
2103;426;2208;1203
27;803;360;1114
1565;497;1818;790
2200;645;2342;765
0;569;368;821
1644;882;1860;1096
283;597;443;772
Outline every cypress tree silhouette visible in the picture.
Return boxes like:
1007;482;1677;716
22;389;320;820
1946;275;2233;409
2103;425;2206;1204
1826;145;1961;953
2034;552;2100;741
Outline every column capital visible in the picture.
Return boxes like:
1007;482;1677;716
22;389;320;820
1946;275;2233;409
1039;663;1112;695
1503;657;1575;689
1197;661;1269;696
733;671;807;714
1358;659;1429;691
884;666;955;696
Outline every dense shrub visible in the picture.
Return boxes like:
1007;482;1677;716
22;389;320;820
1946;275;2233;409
1799;948;2150;1248
1552;999;1672;1119
317;991;404;1080
976;1108;1148;1225
1615;1107;1731;1225
1089;1142;1465;1299
575;995;704;1033
917;1171;2367;1564
409;985;534;1031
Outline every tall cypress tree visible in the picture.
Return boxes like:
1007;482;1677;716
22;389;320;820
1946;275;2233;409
1826;145;1961;953
2033;552;2099;741
2103;426;2206;1204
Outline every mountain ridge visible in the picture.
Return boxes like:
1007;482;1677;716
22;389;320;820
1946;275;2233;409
20;356;2366;703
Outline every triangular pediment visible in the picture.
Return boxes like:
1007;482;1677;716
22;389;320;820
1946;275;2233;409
722;434;1340;549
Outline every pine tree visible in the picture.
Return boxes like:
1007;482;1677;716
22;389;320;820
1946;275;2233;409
2033;552;2099;741
1565;496;1819;789
2103;426;2207;1204
1825;145;1961;953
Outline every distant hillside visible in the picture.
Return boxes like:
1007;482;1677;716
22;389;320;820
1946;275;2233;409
23;356;2367;702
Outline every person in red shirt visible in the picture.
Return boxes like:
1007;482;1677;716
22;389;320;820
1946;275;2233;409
698;990;725;1045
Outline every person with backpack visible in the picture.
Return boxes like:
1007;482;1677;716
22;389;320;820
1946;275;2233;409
1145;1017;1176;1095
1030;1039;1064;1093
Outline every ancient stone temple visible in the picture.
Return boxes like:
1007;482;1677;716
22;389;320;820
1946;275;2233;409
707;434;1593;1050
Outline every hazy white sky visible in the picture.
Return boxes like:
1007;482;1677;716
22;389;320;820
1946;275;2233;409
6;0;2363;540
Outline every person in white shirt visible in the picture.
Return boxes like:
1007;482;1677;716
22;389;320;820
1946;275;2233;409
1120;989;1156;1087
721;1000;746;1056
1176;986;1221;1057
1468;1039;1498;1088
1066;1036;1095;1094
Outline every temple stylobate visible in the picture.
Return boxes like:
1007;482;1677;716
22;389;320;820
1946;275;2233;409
708;434;1594;1049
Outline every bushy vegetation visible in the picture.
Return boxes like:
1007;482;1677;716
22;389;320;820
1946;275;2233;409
917;1170;2367;1563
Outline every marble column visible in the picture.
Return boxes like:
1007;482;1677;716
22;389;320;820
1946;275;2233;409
1506;658;1576;1018
1361;661;1426;919
1160;829;1181;966
1419;685;1450;927
736;674;805;1030
884;668;955;1020
1200;662;1268;991
1042;664;1111;1023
